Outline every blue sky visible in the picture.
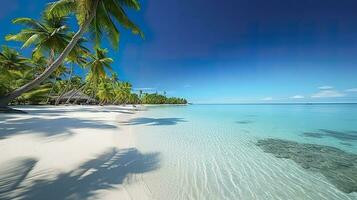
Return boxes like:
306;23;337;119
1;0;357;103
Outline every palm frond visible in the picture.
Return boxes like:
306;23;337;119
12;18;48;31
118;0;141;10
22;34;40;48
46;0;76;18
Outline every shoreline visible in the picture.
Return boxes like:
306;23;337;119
0;105;154;200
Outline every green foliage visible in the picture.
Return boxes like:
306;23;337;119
0;46;64;104
0;1;189;106
86;48;113;85
128;93;140;104
46;0;144;49
5;15;87;59
0;46;30;96
0;43;187;105
166;97;188;104
141;93;188;104
113;81;132;104
97;78;114;104
18;84;52;104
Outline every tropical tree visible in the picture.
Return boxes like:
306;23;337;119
128;93;140;104
0;46;29;96
30;54;48;76
113;82;132;104
0;0;143;108
65;47;112;104
6;15;70;62
44;64;68;103
138;90;143;99
97;78;114;105
85;48;114;103
140;93;188;104
86;48;113;84
0;47;55;105
55;55;88;105
0;46;29;72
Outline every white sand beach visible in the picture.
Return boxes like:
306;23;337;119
0;105;157;200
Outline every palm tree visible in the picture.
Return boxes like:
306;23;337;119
6;15;69;62
97;78;114;105
113;82;132;105
0;0;143;108
0;46;30;96
68;47;113;104
5;15;90;106
0;48;53;105
139;90;143;99
55;55;88;105
30;54;48;76
86;48;113;84
84;48;114;103
0;46;29;72
44;64;68;104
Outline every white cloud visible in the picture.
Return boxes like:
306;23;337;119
318;86;334;90
311;90;345;98
262;97;273;101
290;95;304;99
345;88;357;92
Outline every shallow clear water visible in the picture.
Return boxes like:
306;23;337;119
130;104;357;200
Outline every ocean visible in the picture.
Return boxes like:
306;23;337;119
128;104;357;200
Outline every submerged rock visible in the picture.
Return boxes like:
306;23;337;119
340;142;354;147
236;120;254;124
257;138;357;193
301;129;357;142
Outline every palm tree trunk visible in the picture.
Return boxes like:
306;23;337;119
45;78;58;104
85;88;97;104
113;97;120;105
0;0;100;108
55;64;74;105
66;83;87;104
44;50;57;104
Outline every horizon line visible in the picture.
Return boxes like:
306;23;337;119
191;102;357;105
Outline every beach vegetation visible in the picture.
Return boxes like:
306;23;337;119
0;0;187;109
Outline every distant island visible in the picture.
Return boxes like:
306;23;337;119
140;93;187;104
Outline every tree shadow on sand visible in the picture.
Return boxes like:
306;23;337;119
120;117;187;126
0;117;117;140
2;148;160;200
8;107;135;117
0;158;38;200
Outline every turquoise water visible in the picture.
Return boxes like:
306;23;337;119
129;104;357;199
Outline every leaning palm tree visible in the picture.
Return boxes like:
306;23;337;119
6;15;90;105
0;0;143;109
